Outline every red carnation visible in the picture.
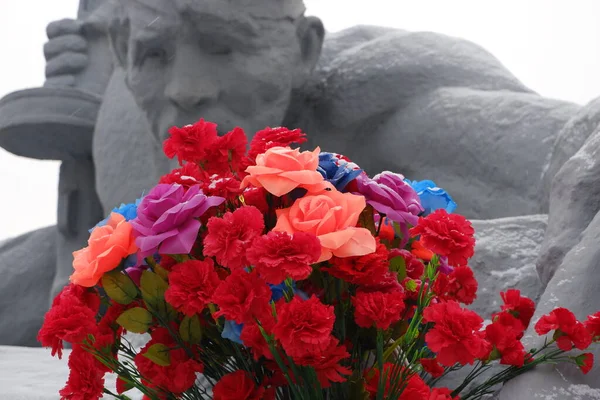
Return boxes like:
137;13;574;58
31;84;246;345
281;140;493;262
498;289;536;330
574;353;594;375
389;248;425;279
204;127;248;174
212;269;272;324
159;163;204;189
200;172;243;200
247;231;321;284
241;187;269;214
134;327;204;395
409;209;475;266
291;336;351;388
423;301;491;366
326;240;390;286
585;312;600;341
420;357;445;378
433;265;478;305
248;126;307;161
59;345;105;400
535;308;592;351
430;388;460;400
273;296;335;358
38;284;100;359
240;313;277;361
364;364;430;400
165;259;221;316
213;370;265;400
203;206;265;269
485;313;526;366
163;118;218;165
352;290;405;330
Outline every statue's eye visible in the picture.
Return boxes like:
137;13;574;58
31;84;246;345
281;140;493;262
143;48;167;63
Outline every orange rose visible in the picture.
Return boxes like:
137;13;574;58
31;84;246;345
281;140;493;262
274;185;376;262
241;146;325;197
70;213;138;287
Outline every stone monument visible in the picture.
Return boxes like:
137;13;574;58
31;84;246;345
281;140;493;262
1;0;599;398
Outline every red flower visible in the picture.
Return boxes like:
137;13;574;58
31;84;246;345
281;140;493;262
163;119;219;165
241;187;269;214
247;231;321;284
389;249;425;279
203;127;248;174
574;353;594;374
433;266;478;305
485;313;526;366
204;206;265;269
364;364;430;400
423;301;491;366
291;336;351;388
498;289;536;330
409;209;475;266
352;290;405;330
165;259;221;316
273;296;335;358
159;163;204;189
535;308;592;351
430;388;460;400
213;370;265;400
212;269;272;324
584;312;600;341
38;284;100;358
248;126;307;161
59;345;105;400
420;357;445;378
134;327;204;395
326;240;390;286
240;313;277;360
200;172;243;200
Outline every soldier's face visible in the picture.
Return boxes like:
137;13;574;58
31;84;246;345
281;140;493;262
121;2;306;142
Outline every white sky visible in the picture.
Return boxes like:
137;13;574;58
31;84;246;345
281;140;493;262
1;0;600;241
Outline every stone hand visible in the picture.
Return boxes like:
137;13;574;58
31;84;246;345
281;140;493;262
43;18;88;88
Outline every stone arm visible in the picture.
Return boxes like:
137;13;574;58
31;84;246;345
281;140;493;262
367;87;578;220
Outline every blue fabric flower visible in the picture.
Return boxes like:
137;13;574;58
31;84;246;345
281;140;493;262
269;281;309;301
317;152;362;191
222;320;244;345
90;198;142;232
406;180;456;215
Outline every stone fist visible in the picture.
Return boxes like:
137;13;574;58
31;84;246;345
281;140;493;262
43;18;88;88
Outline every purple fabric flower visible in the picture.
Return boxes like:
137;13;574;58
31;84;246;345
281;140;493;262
355;172;423;240
130;184;225;258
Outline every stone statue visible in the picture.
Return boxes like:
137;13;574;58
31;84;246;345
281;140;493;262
1;0;599;397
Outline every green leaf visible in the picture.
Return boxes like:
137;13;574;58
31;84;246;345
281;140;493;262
142;343;171;367
101;270;138;305
179;315;203;344
140;270;175;319
154;264;170;281
389;256;407;281
116;307;153;333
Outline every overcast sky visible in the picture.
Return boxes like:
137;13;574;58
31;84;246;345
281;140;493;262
1;0;600;241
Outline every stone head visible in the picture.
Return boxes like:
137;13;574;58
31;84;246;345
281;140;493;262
108;0;325;142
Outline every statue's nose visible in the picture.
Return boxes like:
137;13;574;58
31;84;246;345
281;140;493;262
165;78;219;111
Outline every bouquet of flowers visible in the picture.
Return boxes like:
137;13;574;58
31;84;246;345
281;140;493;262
39;119;600;400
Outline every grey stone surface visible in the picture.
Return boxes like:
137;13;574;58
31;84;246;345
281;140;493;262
0;346;144;400
536;128;600;289
500;210;600;399
0;227;56;346
469;215;546;319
